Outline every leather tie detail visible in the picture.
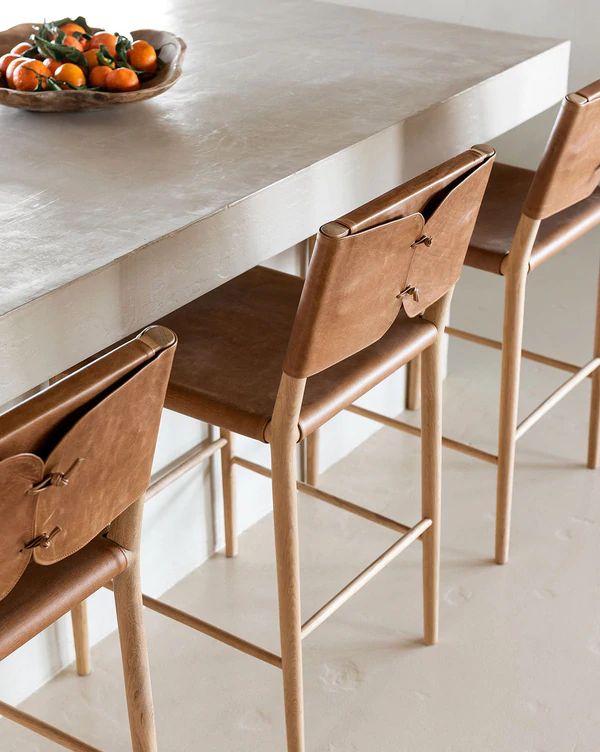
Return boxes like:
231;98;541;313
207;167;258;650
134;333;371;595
27;458;86;495
21;527;62;551
397;285;420;302
411;235;432;248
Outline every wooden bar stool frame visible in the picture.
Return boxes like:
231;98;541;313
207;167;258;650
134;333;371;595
144;147;494;752
138;266;450;752
0;326;176;752
73;146;495;752
311;83;600;565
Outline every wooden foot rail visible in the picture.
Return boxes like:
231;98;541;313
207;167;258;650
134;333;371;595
0;701;101;752
146;436;226;501
446;326;589;376
232;456;412;534
516;357;600;440
351;334;600;465
127;446;432;674
301;518;431;639
346;404;498;465
140;593;282;669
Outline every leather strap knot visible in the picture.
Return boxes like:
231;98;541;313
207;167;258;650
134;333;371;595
411;234;432;248
396;285;420;302
27;458;85;495
21;526;62;551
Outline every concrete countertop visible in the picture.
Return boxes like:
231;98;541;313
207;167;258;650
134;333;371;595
0;0;569;402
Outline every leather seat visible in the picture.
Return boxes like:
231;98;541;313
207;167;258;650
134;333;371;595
465;162;600;274
159;266;437;442
0;536;128;660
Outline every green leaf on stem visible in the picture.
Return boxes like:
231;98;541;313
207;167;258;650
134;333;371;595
34;36;86;67
97;45;115;68
46;77;63;91
115;35;132;67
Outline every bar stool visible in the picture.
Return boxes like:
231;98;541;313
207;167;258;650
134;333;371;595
402;80;600;564
0;325;176;752
135;146;495;751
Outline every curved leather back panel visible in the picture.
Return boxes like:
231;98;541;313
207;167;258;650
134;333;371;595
285;214;424;378
284;147;495;378
0;327;176;596
337;148;491;234
525;79;600;220
402;155;494;317
0;339;153;461
0;454;43;600
34;347;173;564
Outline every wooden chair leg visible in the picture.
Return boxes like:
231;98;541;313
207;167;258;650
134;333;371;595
71;601;91;677
220;428;238;557
270;374;306;752
496;250;532;565
587;263;600;469
420;341;442;645
406;354;422;411
420;292;452;646
110;499;157;752
306;431;319;486
113;564;157;752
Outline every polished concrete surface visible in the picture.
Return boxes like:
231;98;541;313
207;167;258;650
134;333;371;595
2;232;599;750
1;1;569;407
1;1;564;318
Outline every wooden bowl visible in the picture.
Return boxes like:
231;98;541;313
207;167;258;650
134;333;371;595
0;24;185;112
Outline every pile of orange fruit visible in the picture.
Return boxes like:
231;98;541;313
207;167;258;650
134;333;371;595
0;16;160;93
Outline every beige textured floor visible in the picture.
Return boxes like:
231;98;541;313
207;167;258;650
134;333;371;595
2;233;599;751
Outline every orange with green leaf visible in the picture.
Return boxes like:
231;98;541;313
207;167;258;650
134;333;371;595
0;16;164;94
13;60;51;91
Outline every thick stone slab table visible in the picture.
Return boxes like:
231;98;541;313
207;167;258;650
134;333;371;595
0;0;569;405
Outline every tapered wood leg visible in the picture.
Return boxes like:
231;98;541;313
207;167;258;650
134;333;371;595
420;295;451;646
587;264;600;469
110;499;157;752
406;355;422;411
306;431;319;485
420;345;441;645
270;374;306;752
113;564;157;752
495;267;526;564
71;601;91;676
220;428;238;557
495;216;539;565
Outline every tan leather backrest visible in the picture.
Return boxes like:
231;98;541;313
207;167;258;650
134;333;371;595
284;146;495;378
0;326;176;600
524;79;600;220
